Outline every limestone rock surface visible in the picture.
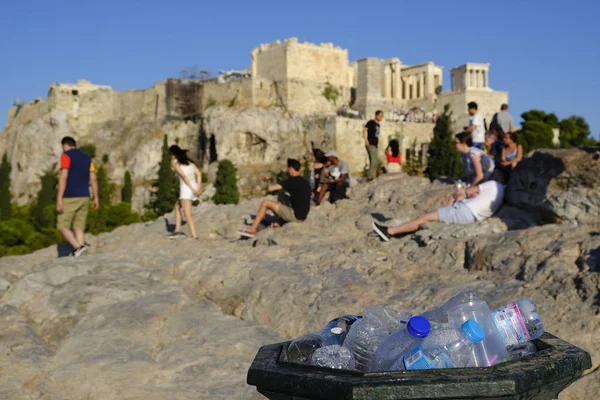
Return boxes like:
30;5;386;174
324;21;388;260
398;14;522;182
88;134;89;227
0;148;599;399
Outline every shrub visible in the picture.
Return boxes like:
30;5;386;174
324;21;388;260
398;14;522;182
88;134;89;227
404;139;423;176
322;82;340;106
106;202;141;231
213;160;239;205
79;144;97;159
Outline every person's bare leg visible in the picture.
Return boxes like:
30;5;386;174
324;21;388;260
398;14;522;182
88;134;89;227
387;211;439;235
249;200;279;232
174;201;182;232
75;230;86;246
60;228;81;250
317;182;329;205
181;200;197;239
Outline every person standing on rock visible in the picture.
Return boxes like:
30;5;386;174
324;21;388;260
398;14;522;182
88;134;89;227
56;136;99;257
239;158;311;238
167;145;202;240
363;110;384;181
463;102;486;150
372;169;507;241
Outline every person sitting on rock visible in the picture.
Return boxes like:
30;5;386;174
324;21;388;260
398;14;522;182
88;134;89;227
501;131;524;170
456;131;495;187
316;151;350;205
309;148;328;194
239;158;311;238
385;138;402;174
372;169;507;241
484;131;504;167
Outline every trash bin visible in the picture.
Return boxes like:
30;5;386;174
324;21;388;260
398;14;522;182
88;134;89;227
247;332;591;400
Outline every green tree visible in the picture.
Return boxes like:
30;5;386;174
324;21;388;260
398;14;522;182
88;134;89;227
149;135;179;215
559;115;592;147
403;139;423;176
518;110;559;153
106;202;141;231
91;164;114;234
33;167;58;230
122;170;133;203
0;153;12;221
425;105;463;180
213;159;239;205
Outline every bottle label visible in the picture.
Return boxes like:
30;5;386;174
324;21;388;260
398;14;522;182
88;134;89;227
492;302;530;346
404;345;433;370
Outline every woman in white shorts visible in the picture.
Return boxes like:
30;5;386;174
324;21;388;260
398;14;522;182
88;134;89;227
168;145;202;240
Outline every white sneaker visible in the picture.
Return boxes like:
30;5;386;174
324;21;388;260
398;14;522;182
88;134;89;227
72;246;87;257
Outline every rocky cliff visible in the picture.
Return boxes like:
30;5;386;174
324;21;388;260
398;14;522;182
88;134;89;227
0;148;598;399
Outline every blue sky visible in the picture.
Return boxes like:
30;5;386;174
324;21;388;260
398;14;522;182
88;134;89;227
1;0;599;138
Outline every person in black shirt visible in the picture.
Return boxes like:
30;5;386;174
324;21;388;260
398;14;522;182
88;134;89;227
239;158;311;238
363;110;384;180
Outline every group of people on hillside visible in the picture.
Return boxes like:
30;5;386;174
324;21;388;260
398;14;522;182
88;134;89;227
372;102;523;241
54;100;524;255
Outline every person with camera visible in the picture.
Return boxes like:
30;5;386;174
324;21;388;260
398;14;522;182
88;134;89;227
239;158;311;238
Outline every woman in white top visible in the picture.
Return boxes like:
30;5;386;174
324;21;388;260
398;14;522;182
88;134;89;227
168;145;202;240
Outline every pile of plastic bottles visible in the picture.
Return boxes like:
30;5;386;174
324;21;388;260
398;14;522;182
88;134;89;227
282;291;544;372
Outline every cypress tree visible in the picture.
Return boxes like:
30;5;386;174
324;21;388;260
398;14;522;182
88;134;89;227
213;159;239;205
122;170;133;203
33;167;58;230
425;104;464;181
94;165;113;233
149;135;179;214
0;153;12;221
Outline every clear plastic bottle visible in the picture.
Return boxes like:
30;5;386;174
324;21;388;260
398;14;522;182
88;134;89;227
492;298;544;347
447;300;509;367
284;315;360;365
370;316;431;372
421;291;483;324
343;306;411;372
393;319;485;371
311;345;356;370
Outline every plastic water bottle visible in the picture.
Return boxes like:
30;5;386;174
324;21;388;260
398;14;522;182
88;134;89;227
370;316;431;372
311;345;356;370
393;319;485;371
343;306;411;372
447;300;509;367
284;315;360;365
421;291;483;324
492;298;544;347
455;179;464;190
507;341;537;361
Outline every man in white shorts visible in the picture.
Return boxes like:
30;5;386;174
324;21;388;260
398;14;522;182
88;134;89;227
372;170;506;241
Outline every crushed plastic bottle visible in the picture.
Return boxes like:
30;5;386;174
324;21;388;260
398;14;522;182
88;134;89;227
421;291;483;324
370;316;431;372
392;319;485;371
343;306;411;371
284;315;360;365
492;298;544;347
311;345;356;369
507;341;537;361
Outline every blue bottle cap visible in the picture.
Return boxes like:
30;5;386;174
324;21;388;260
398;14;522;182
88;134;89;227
462;319;485;344
407;316;431;338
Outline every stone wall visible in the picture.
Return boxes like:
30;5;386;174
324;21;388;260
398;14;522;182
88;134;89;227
438;89;508;132
201;78;252;111
330;117;434;174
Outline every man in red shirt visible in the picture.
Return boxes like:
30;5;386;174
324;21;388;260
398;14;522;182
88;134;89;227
56;137;99;257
